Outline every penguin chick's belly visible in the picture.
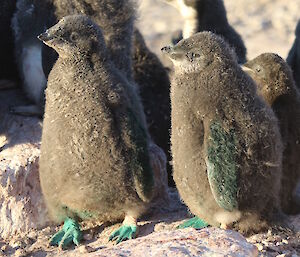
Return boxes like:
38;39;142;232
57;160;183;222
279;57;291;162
43;179;147;223
21;44;46;104
40;156;147;223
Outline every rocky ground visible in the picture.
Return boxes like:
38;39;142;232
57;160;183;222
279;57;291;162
1;0;300;256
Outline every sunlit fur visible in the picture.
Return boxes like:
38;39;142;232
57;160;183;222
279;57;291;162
40;15;155;224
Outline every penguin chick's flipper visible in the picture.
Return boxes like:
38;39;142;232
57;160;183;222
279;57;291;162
50;218;82;249
177;216;209;229
206;121;239;211
109;215;137;244
125;108;154;202
10;104;43;117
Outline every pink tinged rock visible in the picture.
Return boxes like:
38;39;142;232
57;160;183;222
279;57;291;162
82;228;258;257
0;115;50;239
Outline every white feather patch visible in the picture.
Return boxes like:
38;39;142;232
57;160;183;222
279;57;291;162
21;44;46;104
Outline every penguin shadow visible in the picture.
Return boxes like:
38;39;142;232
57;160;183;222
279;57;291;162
0;87;41;150
138;209;190;238
79;222;111;249
137;188;191;238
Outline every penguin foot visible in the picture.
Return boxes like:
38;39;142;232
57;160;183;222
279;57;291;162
10;105;43;117
109;225;137;244
177;216;209;229
50;218;82;249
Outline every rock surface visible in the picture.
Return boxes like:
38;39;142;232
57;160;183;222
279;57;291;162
63;228;259;257
0;89;49;240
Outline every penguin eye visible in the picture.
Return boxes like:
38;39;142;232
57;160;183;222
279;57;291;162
186;52;201;62
70;32;79;42
256;67;261;73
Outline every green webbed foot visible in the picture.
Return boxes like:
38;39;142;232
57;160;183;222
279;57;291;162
50;218;82;249
109;225;137;244
177;216;209;229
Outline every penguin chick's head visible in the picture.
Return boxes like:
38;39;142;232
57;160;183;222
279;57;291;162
38;15;106;58
243;53;294;105
161;31;237;73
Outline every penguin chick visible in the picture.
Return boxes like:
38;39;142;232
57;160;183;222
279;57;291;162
243;53;300;215
40;1;172;186
11;0;54;116
162;32;282;234
0;0;19;84
44;0;136;80
133;29;173;186
163;0;246;64
18;0;135;117
39;15;156;248
287;20;300;89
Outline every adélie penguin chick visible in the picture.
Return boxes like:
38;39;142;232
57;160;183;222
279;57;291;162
11;0;54;116
162;32;283;234
287;20;300;89
39;15;157;248
163;0;246;64
243;53;300;215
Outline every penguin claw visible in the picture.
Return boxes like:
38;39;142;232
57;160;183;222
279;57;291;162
109;225;137;244
177;216;209;229
50;218;82;249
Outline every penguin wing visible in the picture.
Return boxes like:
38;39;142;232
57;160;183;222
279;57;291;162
125;108;154;203
205;121;239;211
287;39;298;68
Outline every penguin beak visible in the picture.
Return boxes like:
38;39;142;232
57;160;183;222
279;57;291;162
161;46;173;54
241;65;253;73
38;31;53;42
161;46;185;61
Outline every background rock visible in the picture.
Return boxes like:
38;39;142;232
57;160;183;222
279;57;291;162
63;228;259;257
0;89;49;240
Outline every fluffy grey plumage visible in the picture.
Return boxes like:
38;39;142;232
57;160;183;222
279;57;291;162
0;0;18;82
43;0;135;80
287;20;300;89
31;1;172;187
162;32;282;234
40;15;155;225
11;0;54;115
164;0;246;64
244;53;300;215
133;29;173;186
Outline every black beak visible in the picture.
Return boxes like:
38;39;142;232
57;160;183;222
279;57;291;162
38;31;52;42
